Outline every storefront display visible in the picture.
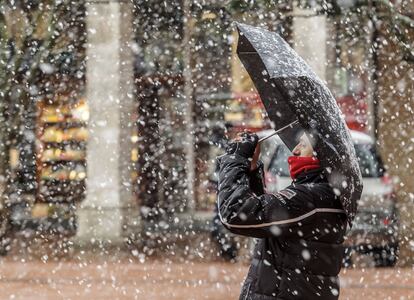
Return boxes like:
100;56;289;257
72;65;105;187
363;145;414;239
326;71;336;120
36;97;88;205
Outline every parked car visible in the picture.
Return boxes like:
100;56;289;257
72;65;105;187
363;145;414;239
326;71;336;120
258;129;399;267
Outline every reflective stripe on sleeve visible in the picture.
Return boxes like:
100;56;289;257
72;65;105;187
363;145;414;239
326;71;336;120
218;205;345;229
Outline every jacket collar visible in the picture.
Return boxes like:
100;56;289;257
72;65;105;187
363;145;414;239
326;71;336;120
293;168;327;184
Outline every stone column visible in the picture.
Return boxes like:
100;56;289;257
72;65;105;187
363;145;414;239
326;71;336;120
377;20;414;265
76;0;136;244
117;1;140;240
292;7;327;81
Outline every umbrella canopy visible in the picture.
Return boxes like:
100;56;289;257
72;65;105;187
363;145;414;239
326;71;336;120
236;22;363;224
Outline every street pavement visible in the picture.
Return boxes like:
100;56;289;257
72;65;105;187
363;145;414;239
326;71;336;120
0;255;413;300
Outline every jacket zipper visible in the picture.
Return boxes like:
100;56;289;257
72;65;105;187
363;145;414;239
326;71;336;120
244;282;252;300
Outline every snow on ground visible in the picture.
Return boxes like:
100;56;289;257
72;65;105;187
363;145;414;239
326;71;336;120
0;254;413;300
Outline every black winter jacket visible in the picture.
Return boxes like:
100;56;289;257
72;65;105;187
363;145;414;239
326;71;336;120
217;153;347;300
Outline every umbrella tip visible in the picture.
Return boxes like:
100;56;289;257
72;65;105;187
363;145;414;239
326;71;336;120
234;22;248;34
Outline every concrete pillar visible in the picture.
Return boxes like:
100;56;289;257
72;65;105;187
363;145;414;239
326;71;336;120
76;0;136;244
292;7;327;81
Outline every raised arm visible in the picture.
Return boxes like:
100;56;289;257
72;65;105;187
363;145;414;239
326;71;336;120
217;133;317;238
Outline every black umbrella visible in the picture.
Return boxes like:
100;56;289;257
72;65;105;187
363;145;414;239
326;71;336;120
236;22;363;225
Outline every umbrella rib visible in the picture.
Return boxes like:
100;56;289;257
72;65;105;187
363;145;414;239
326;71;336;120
258;120;299;143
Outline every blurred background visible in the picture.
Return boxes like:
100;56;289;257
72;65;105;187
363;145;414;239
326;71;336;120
0;0;413;299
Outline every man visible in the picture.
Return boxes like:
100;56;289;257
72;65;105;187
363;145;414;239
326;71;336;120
217;132;347;300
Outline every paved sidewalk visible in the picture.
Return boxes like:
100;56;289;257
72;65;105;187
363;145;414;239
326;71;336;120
0;256;413;300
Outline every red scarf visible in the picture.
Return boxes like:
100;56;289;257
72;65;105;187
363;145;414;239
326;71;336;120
287;156;321;179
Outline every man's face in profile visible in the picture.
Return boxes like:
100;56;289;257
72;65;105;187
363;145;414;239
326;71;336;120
292;133;314;157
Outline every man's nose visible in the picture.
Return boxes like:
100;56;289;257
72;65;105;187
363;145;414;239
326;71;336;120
292;146;300;156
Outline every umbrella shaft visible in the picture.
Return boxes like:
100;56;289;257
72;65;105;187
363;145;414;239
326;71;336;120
258;120;299;143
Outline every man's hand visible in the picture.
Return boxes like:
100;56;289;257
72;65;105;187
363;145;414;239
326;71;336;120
226;132;259;170
250;143;260;171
